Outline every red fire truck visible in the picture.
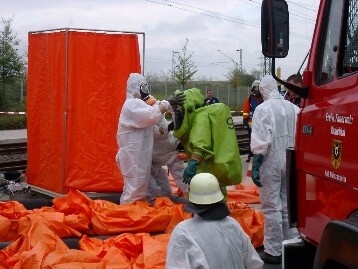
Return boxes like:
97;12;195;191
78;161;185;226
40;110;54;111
261;0;358;268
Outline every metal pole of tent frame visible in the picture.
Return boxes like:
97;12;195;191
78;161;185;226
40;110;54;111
61;28;70;194
142;33;145;75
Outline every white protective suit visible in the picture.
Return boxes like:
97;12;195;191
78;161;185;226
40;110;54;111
166;214;263;269
116;73;170;204
147;116;188;202
250;75;299;257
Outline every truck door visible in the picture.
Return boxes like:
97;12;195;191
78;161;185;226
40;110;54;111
297;0;358;244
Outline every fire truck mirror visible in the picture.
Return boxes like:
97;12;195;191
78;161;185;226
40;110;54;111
261;0;289;58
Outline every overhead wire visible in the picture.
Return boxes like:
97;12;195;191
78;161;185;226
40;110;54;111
145;0;259;28
237;0;316;23
239;0;318;12
145;0;314;39
144;0;315;74
286;0;318;13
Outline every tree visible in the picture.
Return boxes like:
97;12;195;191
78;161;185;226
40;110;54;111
226;67;259;88
171;38;197;90
146;70;172;83
250;69;262;80
226;66;246;87
0;17;25;110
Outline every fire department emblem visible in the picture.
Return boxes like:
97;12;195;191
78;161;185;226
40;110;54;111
331;139;342;169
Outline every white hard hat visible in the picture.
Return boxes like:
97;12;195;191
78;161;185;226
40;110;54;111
189;173;224;204
126;73;147;99
251;80;261;88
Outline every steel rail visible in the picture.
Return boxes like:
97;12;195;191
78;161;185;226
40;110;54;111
0;126;249;172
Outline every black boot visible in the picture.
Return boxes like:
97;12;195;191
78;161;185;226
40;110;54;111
258;252;282;264
246;152;253;162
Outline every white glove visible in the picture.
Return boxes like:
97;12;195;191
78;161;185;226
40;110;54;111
159;124;168;134
158;100;172;113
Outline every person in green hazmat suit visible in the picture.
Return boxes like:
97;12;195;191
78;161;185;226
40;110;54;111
171;88;242;198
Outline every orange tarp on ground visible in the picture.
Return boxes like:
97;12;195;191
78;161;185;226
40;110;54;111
169;172;261;204
228;202;264;248
228;182;261;204
0;190;264;268
0;222;104;269
27;30;141;194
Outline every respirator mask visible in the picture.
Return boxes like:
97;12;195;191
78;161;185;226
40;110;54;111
140;83;156;106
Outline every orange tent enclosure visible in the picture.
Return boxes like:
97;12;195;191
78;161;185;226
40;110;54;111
27;29;142;194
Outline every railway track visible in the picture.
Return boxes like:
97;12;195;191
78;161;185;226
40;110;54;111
0;126;249;171
0;160;27;171
235;123;250;155
0;142;27;155
0;142;28;171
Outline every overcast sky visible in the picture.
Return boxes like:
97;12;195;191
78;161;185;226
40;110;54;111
1;0;319;81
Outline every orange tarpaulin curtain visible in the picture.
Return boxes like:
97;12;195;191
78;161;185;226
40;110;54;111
27;32;67;193
65;32;141;192
27;30;141;194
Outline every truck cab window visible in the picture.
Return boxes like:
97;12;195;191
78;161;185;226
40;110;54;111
317;0;344;85
338;0;358;77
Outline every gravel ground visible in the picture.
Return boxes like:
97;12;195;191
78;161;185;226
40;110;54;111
0;153;27;163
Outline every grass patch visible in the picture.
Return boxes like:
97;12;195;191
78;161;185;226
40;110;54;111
0;114;27;130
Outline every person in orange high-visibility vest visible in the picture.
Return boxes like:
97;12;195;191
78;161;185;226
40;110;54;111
242;80;263;162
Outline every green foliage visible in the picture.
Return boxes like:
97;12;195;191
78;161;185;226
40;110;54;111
230;105;244;114
0;16;26;110
0;97;27;130
171;38;197;89
226;66;257;88
148;80;250;114
11;99;26;112
0;114;26;130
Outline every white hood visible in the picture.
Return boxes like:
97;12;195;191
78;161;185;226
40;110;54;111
126;73;147;100
259;75;278;101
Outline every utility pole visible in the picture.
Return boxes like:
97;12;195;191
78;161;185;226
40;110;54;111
172;51;179;79
263;56;271;76
236;49;242;71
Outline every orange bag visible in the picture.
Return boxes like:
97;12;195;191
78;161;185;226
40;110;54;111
228;202;264;248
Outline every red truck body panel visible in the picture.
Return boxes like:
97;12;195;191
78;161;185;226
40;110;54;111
295;0;358;245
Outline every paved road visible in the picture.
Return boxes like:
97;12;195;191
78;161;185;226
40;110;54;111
0;129;27;144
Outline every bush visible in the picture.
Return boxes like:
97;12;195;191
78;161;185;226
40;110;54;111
0;114;27;130
229;105;244;115
11;100;27;112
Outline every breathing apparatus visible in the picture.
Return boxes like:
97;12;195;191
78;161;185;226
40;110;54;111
139;82;157;106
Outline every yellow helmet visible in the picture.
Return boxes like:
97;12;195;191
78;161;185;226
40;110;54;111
189;173;224;204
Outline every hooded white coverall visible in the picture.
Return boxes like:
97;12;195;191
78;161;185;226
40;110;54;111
166;214;263;269
250;75;299;257
116;73;170;204
147;116;188;202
